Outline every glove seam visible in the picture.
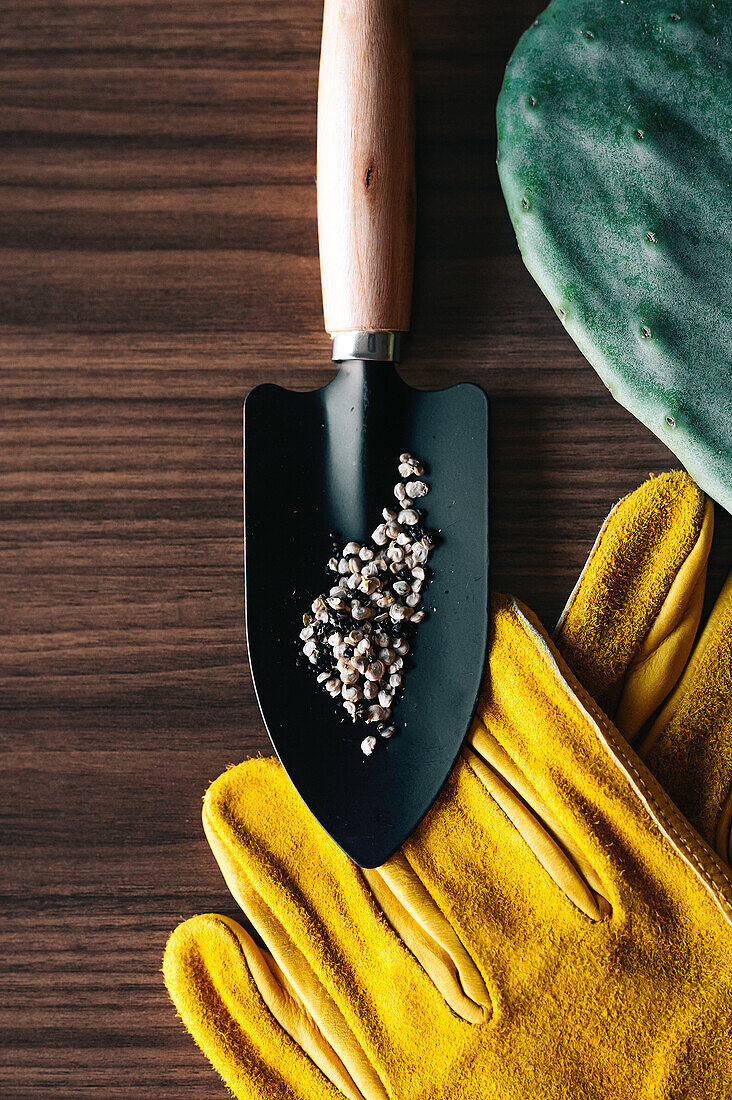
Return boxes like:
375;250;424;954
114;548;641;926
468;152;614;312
462;746;605;922
583;690;732;919
361;857;494;1026
203;797;391;1099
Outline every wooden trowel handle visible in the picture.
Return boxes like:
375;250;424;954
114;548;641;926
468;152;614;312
317;0;415;340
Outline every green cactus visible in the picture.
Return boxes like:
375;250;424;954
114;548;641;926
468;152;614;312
497;0;732;511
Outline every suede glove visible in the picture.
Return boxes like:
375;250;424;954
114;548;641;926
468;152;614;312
164;472;732;1100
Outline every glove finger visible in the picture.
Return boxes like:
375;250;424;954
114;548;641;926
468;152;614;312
163;912;363;1099
638;569;732;862
200;758;491;1096
554;471;713;742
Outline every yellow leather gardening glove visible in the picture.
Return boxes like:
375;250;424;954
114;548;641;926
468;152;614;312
164;472;732;1100
554;473;732;862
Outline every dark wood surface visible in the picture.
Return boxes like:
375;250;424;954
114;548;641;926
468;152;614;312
2;2;730;1097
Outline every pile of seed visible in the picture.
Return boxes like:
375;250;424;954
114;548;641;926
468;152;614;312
298;453;436;756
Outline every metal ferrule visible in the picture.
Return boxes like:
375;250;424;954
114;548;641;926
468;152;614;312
331;331;402;363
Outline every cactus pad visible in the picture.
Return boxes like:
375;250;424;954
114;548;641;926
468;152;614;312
497;0;732;511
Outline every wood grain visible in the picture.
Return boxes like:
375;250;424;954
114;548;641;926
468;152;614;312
1;1;730;1097
318;0;415;334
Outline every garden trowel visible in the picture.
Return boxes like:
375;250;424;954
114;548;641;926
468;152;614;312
244;0;489;867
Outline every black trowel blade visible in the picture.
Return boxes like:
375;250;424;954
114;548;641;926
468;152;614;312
244;360;489;868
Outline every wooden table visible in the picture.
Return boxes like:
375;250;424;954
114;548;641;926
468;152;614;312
3;2;729;1096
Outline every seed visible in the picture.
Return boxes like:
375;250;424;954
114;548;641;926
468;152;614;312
406;480;428;499
299;452;434;750
361;735;377;755
399;457;424;477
